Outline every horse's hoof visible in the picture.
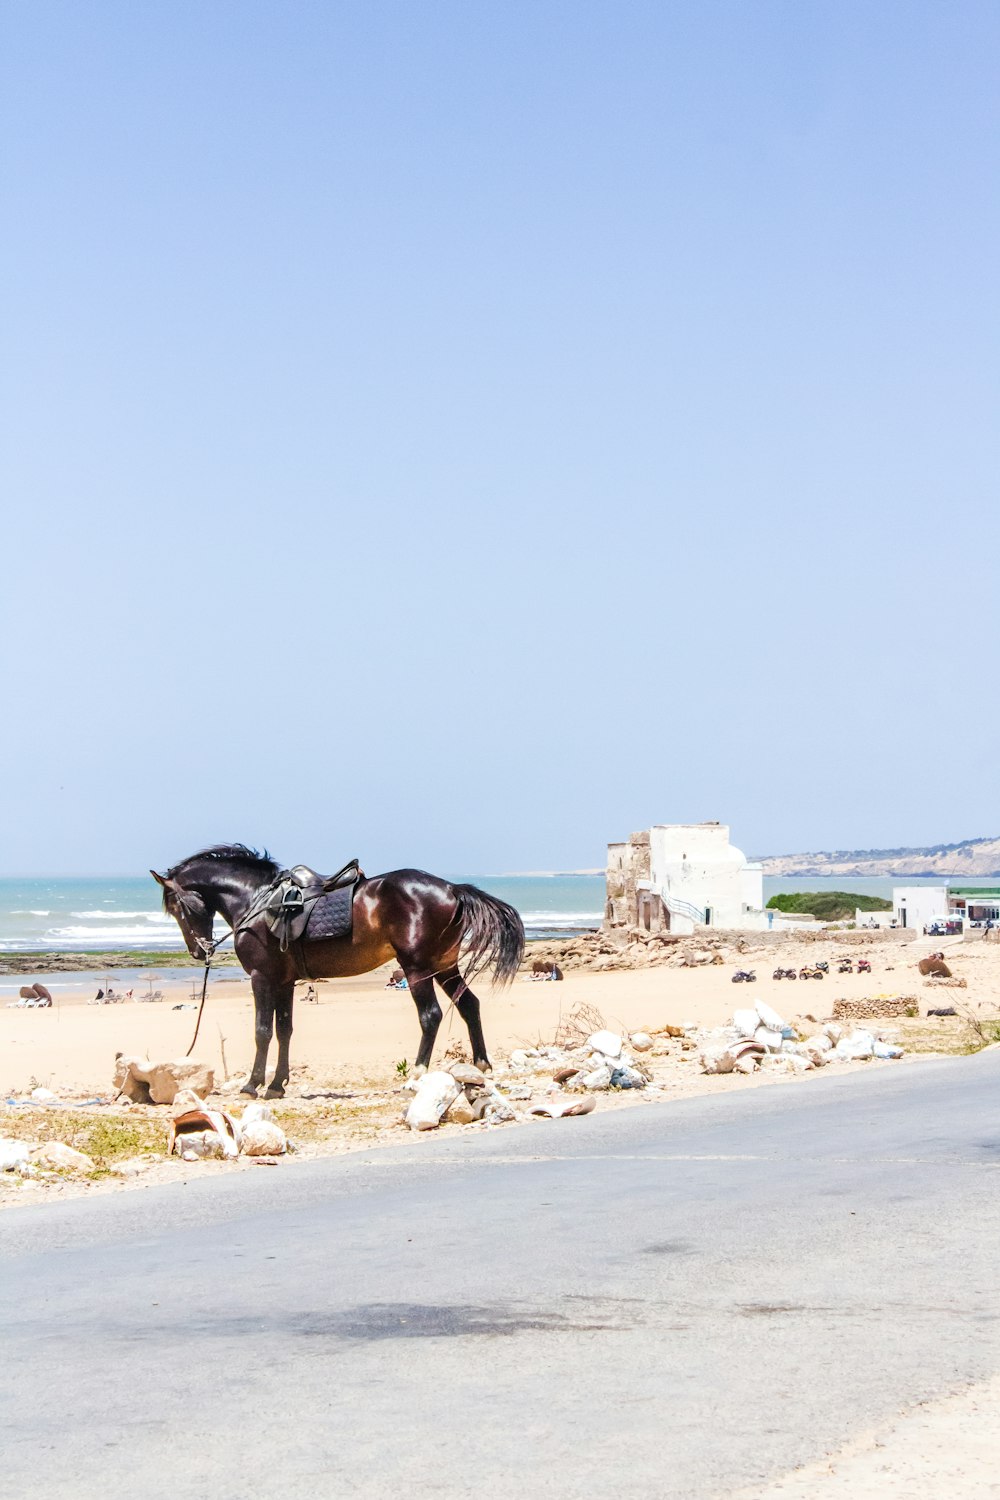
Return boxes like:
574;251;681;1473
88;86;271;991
264;1087;285;1100
475;1059;492;1073
240;1084;259;1098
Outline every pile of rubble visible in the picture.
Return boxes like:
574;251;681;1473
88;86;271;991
699;998;904;1075
524;924;913;976
402;1028;657;1133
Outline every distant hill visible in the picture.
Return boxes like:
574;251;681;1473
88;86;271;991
757;836;1000;878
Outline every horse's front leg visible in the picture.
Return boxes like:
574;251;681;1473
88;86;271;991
267;981;296;1099
243;972;276;1097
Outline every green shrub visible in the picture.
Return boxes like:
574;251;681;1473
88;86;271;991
766;891;893;921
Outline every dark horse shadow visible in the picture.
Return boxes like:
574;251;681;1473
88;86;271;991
152;846;524;1098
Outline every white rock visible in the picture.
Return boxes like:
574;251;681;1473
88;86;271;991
782;1054;812;1073
445;1093;478;1125
448;1063;486;1088
239;1120;288;1155
31;1142;94;1173
0;1138;31;1172
873;1040;904;1060
404;1071;461;1131
733;1009;760;1039
835;1030;876;1061
580;1063;615;1091
755;1000;785;1031
481;1088;516;1123
240;1102;274;1125
823;1022;844;1044
30;1087;57;1103
733;1053;759;1074
700;1050;735;1075
629;1032;654;1052
177;1130;228;1160
587;1030;623;1059
806;1033;833;1052
507;1085;533;1101
509;1049;529;1068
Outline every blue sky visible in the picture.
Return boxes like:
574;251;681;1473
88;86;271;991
2;1;998;874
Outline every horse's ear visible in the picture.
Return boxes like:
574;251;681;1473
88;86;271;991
150;870;170;887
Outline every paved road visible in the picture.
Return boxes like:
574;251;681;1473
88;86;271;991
3;1053;1000;1499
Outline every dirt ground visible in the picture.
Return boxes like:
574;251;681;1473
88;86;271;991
1;931;994;1210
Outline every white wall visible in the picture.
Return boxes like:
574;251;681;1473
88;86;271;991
893;886;950;932
649;823;765;930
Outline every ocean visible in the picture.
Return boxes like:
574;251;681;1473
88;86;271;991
0;870;954;954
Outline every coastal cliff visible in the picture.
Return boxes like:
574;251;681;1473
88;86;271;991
757;835;1000;878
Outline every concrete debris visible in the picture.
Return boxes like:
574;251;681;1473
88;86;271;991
169;1107;240;1160
754;1000;786;1031
699;998;906;1076
480;1087;517;1123
239;1119;288;1156
0;1138;32;1173
444;1093;478;1125
587;1030;623;1059
113;1054;214;1106
404;1071;461;1131
447;1063;486;1088
31;1142;94;1173
530;1095;596;1119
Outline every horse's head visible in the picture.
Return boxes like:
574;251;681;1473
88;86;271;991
151;869;216;959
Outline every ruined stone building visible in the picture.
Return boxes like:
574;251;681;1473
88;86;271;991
605;822;767;934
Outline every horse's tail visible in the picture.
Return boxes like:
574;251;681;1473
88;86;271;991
452;883;525;987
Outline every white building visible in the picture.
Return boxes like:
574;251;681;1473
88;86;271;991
892;884;1000;934
606;822;772;934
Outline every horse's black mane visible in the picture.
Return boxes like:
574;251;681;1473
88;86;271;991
167;844;282;880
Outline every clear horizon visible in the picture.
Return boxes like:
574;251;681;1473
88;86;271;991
3;1;997;876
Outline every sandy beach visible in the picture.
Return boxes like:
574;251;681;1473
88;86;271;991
4;932;985;1097
1;930;996;1213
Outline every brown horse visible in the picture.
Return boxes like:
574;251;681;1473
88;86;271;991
152;845;524;1097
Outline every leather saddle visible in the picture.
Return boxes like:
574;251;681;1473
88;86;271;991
261;859;363;972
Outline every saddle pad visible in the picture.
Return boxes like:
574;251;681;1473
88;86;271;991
304;883;355;942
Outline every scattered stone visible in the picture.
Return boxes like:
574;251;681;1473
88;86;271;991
580;1063;615;1091
587;1030;623;1059
404;1071;461;1131
30;1087;57;1103
31;1142;94;1173
481;1088;517;1123
448;1063;486;1088
113;1055;214;1106
629;1032;654;1052
445;1094;478;1125
754;1000;785;1031
240;1101;274;1126
0;1138;31;1172
239;1120;288;1156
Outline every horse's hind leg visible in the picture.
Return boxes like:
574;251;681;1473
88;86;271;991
243;972;275;1097
403;971;443;1075
438;967;490;1072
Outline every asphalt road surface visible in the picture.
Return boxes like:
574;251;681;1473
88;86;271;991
4;1052;1000;1499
